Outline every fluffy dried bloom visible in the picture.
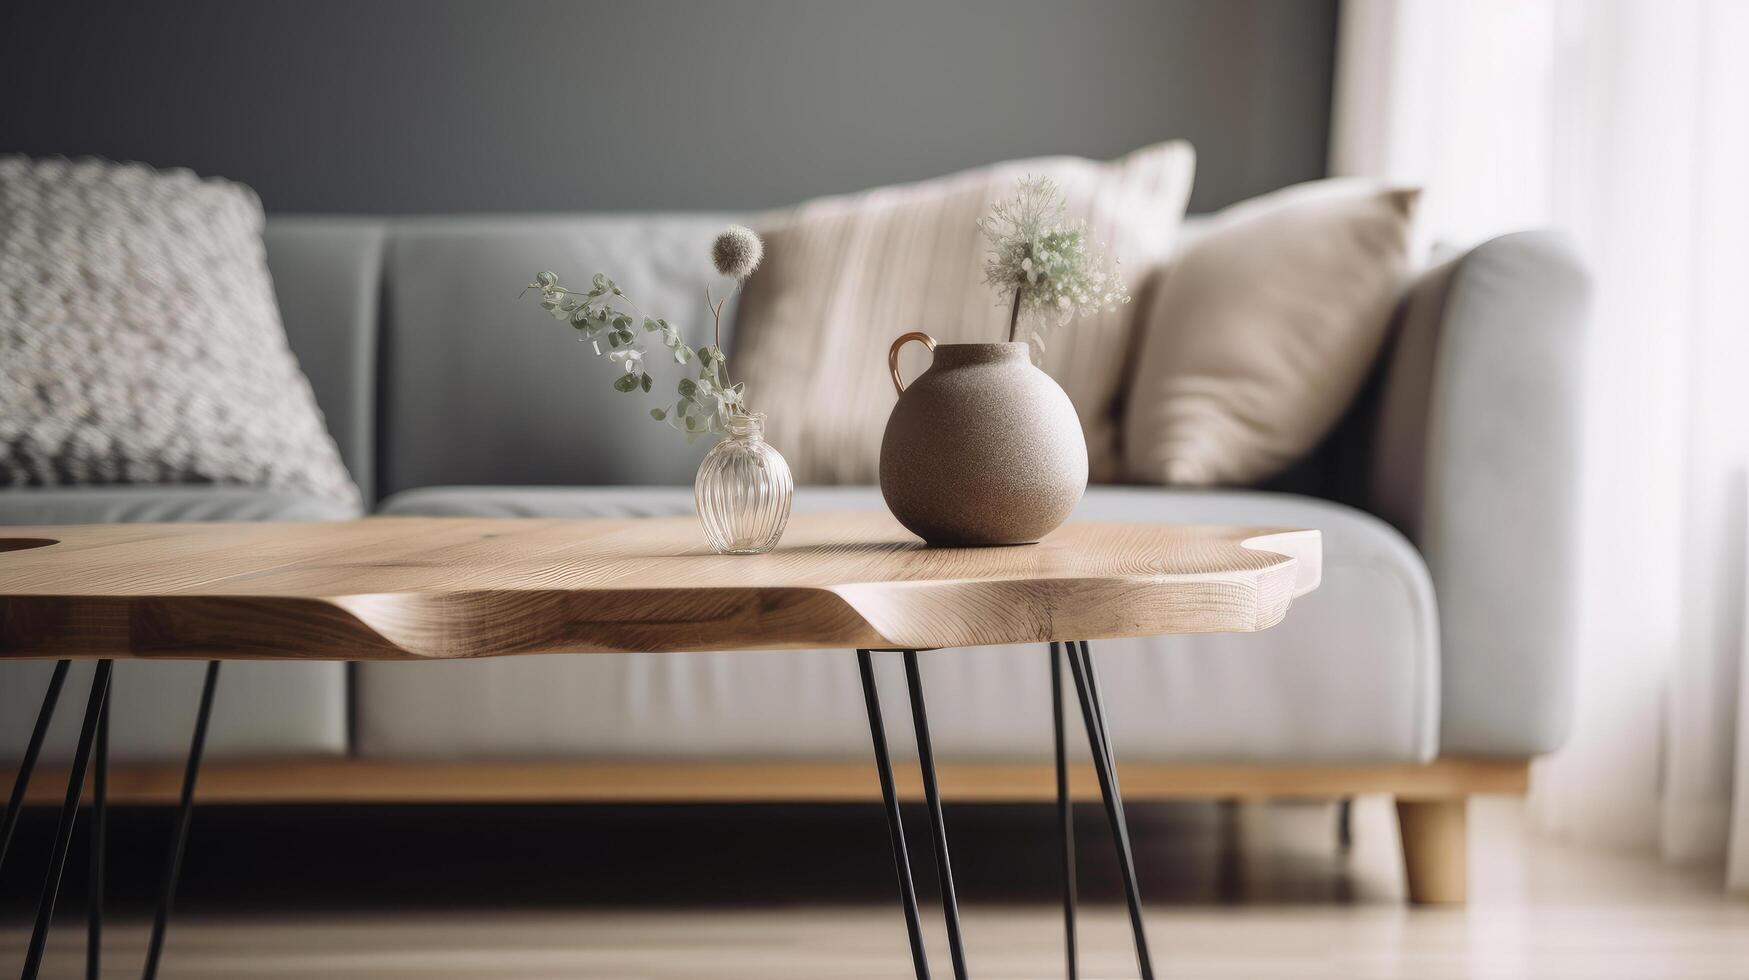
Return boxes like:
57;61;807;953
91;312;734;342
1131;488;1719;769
977;176;1128;351
711;225;764;280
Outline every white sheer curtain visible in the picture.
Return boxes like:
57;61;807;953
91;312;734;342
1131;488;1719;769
1331;0;1749;888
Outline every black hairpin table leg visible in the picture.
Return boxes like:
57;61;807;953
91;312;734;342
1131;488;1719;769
87;696;108;980
857;650;932;980
19;659;113;980
142;659;221;980
0;660;71;877
1067;640;1155;980
1051;642;1079;980
860;649;976;980
902;650;969;980
4;661;221;979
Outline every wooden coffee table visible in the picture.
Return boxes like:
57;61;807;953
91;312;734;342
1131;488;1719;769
0;513;1319;980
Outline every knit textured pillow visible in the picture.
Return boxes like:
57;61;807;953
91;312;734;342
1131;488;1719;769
730;142;1195;484
0;157;358;503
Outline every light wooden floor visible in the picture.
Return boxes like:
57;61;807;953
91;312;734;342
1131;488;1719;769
4;797;1747;979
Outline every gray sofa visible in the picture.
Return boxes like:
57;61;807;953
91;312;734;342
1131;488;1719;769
1;213;1589;899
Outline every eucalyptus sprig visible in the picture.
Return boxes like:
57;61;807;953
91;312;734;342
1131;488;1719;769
525;225;763;439
977;176;1129;355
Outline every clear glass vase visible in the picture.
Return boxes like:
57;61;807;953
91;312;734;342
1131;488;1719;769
694;412;793;555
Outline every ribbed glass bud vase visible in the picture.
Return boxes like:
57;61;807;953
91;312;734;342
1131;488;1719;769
694;412;793;555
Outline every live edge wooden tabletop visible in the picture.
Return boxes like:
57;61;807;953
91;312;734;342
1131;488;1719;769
0;513;1320;661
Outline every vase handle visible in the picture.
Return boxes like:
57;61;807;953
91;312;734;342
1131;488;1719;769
888;331;937;396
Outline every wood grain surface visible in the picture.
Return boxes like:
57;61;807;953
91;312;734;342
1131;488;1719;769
8;757;1523;807
0;513;1319;660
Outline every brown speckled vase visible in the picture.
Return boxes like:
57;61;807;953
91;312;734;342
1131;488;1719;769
879;333;1088;546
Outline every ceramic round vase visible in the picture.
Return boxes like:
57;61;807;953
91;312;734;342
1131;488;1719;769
879;332;1088;546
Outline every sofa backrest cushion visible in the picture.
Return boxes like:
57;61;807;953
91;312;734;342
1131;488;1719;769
264;217;386;501
375;215;741;497
729;141;1196;485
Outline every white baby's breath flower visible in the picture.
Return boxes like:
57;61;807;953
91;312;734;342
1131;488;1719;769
711;225;764;280
976;175;1130;350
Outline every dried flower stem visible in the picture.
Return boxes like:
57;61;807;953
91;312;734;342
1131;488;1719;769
706;285;732;390
526;269;744;439
523;225;764;440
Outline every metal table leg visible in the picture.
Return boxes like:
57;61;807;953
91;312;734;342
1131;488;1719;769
861;642;1151;979
901;650;969;980
1051;642;1078;980
5;661;222;979
0;660;71;877
1066;640;1155;980
87;697;108;980
142;660;221;980
858;648;978;979
20;659;113;980
857;649;932;980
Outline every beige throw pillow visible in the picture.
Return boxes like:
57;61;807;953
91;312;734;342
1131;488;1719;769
1123;179;1419;487
731;141;1195;484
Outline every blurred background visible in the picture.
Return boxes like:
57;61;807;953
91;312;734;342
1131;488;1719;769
3;1;1747;977
2;1;1333;213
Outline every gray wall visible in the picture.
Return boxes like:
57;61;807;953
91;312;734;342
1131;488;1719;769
0;0;1337;214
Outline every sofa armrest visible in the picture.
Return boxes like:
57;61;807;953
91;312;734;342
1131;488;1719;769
1371;231;1591;756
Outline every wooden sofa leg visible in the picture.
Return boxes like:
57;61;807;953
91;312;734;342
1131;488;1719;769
1395;798;1467;904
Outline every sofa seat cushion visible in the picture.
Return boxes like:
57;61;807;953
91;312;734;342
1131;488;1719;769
0;484;360;524
363;485;1438;764
0;658;349;766
0;485;357;764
